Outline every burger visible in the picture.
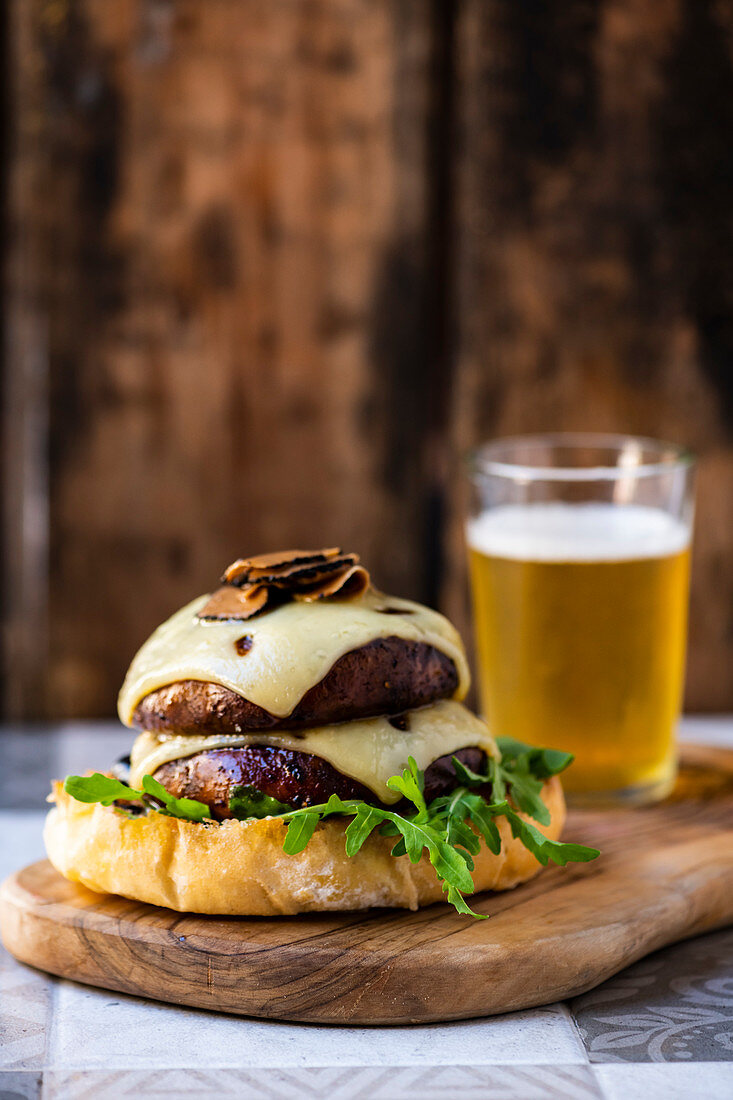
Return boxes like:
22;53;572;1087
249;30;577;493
45;549;598;916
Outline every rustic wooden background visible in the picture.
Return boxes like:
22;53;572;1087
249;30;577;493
3;0;732;720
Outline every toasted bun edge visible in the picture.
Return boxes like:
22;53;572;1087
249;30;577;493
44;777;566;915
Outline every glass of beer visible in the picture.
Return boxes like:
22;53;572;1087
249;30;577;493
466;434;694;806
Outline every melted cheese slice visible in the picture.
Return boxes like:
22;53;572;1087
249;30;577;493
129;699;496;805
118;589;470;726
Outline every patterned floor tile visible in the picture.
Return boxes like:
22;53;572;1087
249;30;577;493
41;1065;602;1100
0;812;53;1073
0;953;51;1071
0;1070;42;1099
49;981;585;1068
571;927;733;1062
593;1061;733;1100
0;811;50;1071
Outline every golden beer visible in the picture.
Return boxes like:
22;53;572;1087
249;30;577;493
468;503;691;802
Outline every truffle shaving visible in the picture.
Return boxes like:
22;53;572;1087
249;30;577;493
223;549;342;585
198;548;371;621
197;585;269;622
294;563;369;602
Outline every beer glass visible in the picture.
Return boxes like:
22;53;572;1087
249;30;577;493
466;434;694;806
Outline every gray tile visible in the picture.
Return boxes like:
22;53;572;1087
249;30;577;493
42;1065;601;1100
0;1071;42;1100
0;724;131;811
571;927;733;1062
0;951;51;1070
678;719;733;749
0;731;60;810
593;1062;733;1100
50;982;585;1068
0;812;46;880
0;813;52;1071
54;724;131;779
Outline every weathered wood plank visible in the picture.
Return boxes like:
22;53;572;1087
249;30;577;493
448;0;733;711
2;0;52;718
4;0;733;717
4;0;438;717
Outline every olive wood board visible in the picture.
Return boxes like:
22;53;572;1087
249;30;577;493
2;743;733;1025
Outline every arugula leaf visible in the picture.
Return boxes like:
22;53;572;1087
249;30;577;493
495;737;575;778
450;791;502;856
384;831;407;857
433;790;481;862
64;773;142;806
345;806;385;856
62;773;211;822
229;785;293;820
320;793;354;816
501;806;600;867
141;775;211;823
489;757;507;803
386;757;427;818
445;884;486;918
501;758;551;826
452;755;508;802
450;757;488;787
283;812;319;854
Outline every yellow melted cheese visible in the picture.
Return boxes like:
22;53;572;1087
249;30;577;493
129;699;496;805
117;589;470;726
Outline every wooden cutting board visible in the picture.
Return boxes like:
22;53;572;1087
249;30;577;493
2;743;733;1025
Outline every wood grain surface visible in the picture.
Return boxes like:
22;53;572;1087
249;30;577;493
2;744;732;1025
4;1;733;721
2;0;444;718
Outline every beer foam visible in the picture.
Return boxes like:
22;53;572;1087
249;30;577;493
467;503;690;562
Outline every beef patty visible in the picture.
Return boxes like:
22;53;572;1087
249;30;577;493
153;744;488;820
134;636;459;735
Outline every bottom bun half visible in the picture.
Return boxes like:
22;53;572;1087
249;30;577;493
44;778;566;916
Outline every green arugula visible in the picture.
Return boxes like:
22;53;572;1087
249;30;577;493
237;747;599;918
63;772;211;823
451;737;575;827
62;739;600;918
